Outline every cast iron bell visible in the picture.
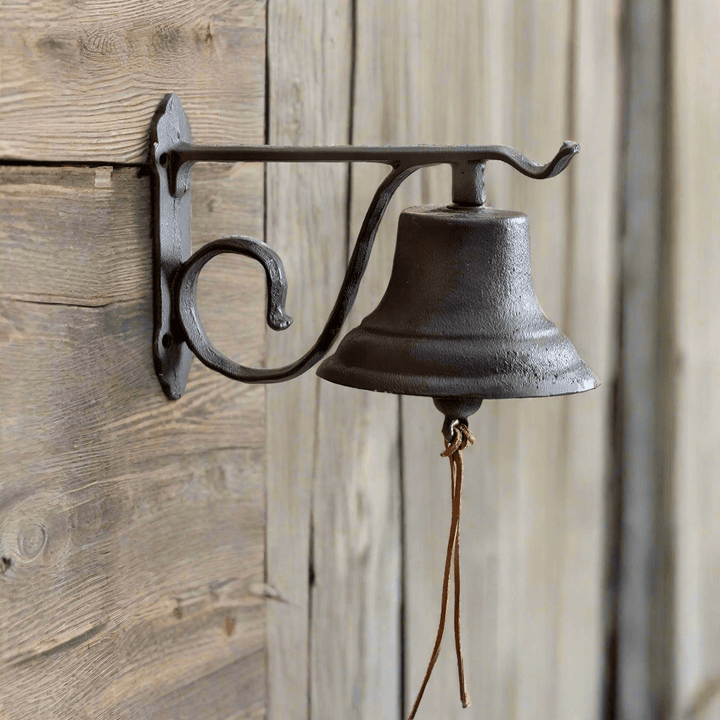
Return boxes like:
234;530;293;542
317;202;599;420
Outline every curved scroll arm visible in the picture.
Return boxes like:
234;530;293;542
176;236;293;369
174;164;419;383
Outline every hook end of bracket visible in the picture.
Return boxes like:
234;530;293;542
549;141;580;177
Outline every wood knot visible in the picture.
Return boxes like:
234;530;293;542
18;522;47;560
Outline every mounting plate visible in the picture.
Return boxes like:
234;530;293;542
151;94;193;400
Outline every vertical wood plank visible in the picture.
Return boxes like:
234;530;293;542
264;2;353;719
497;8;575;717
670;1;720;718
353;1;620;718
310;383;402;720
617;2;673;719
560;1;621;717
324;1;423;717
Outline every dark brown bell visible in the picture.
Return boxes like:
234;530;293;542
316;204;599;414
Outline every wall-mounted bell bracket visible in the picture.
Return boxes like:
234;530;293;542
150;93;581;401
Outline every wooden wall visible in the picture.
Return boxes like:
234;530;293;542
265;1;720;719
265;0;620;719
616;2;720;720
0;2;268;718
1;0;718;718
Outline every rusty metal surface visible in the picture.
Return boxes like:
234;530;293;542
317;205;599;400
150;94;193;400
175;236;292;382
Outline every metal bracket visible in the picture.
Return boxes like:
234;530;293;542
149;93;579;400
151;94;194;400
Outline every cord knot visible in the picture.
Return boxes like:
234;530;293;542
441;422;476;456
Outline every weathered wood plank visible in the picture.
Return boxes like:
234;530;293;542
0;163;264;305
264;2;353;720
0;166;266;456
336;1;429;717
616;2;674;719
387;1;618;718
559;1;620;717
0;0;265;163
671;1;720;718
140;655;266;720
0;164;267;718
0;449;265;719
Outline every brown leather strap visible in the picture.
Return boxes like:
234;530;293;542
408;423;475;719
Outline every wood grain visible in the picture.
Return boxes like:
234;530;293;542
0;0;265;163
559;1;620;716
0;449;265;719
0;164;267;718
358;1;619;718
670;2;720;718
264;2;354;719
0;166;266;455
336;1;428;717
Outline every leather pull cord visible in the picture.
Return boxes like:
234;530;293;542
408;421;475;719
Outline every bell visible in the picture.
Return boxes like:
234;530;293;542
317;203;599;421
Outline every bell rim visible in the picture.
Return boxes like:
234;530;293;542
317;355;600;400
318;199;600;401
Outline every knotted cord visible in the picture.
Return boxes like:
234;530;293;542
408;421;475;719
